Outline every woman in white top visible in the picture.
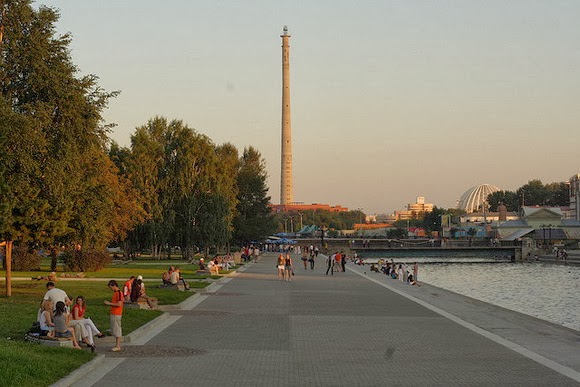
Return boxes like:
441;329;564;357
38;300;55;337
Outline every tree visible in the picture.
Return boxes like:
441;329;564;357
124;117;237;259
487;190;519;212
421;206;446;234
0;1;135;272
517;180;550;207
233;147;276;244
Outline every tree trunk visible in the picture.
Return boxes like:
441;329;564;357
4;241;13;297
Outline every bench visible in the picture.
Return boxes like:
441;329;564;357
24;333;73;348
159;283;185;291
124;297;158;310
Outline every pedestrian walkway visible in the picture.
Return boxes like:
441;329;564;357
68;253;580;386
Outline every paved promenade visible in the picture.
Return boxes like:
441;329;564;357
64;253;580;386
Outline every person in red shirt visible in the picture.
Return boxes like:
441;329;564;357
105;280;123;352
122;276;134;302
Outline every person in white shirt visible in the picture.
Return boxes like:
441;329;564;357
43;282;71;311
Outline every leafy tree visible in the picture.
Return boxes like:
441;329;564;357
0;1;138;268
487;180;569;212
421;206;447;234
124;117;237;259
517;180;549;207
233;147;276;244
487;190;519;212
545;182;568;206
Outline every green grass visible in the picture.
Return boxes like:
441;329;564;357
0;340;94;387
0;260;216;387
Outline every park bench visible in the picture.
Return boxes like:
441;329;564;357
124;297;158;310
159;283;186;291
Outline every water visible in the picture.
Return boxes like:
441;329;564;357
418;262;580;332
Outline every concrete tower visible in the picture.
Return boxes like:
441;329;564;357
280;26;293;205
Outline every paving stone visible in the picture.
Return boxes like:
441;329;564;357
84;253;580;386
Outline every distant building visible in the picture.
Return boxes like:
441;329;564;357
365;214;377;223
459;211;518;224
395;197;434;220
493;206;580;243
376;213;397;223
271;203;349;213
457;184;501;213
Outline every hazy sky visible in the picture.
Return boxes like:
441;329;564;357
37;0;580;214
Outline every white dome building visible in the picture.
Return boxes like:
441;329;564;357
457;184;501;213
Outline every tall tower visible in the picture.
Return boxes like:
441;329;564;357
280;26;293;205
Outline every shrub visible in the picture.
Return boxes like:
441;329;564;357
11;247;42;271
61;249;111;272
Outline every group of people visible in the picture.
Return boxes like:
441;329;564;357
325;251;347;275
241;246;260;262
370;259;420;286
277;253;294;281
123;275;157;307
161;266;190;290
38;280;123;352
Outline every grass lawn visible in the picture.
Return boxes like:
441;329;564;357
0;261;214;387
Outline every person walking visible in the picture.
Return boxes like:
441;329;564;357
105;280;123;352
340;251;346;272
326;253;335;276
413;262;419;284
277;253;285;281
284;253;293;281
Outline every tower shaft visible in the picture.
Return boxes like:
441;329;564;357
280;27;293;205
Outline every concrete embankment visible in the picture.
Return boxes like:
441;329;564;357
348;263;580;381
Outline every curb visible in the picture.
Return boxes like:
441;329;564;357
51;354;106;387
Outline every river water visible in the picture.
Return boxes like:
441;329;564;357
417;262;580;332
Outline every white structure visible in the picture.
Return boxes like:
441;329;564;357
457;184;501;213
280;26;293;205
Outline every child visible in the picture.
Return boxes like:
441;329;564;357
104;280;123;352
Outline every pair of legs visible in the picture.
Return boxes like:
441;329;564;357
284;266;292;281
77;318;102;345
69;319;91;347
56;327;82;349
277;266;285;280
110;314;122;352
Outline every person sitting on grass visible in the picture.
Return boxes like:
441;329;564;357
53;301;82;349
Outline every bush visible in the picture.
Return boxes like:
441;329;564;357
11;247;42;271
61;249;111;272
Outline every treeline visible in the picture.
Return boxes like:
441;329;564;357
0;1;275;269
273;210;365;233
487;180;569;212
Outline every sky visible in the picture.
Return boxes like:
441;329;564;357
36;0;580;214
